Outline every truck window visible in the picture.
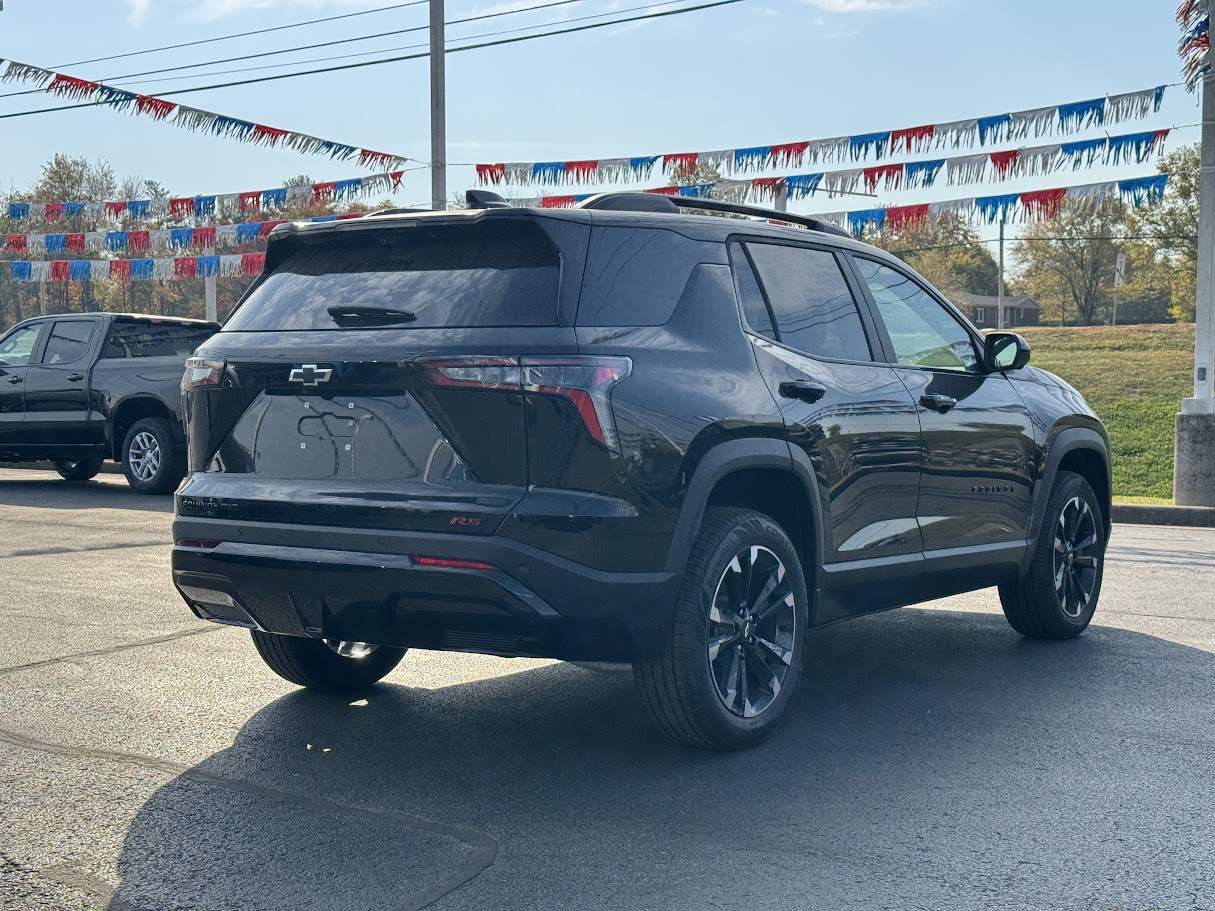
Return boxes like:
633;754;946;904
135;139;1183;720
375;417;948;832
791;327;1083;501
42;320;97;365
104;324;217;358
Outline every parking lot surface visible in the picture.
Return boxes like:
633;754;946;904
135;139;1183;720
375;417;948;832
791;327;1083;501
1;467;1213;911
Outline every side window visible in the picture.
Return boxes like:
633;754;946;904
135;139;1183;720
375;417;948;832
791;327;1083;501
578;227;717;327
854;258;980;373
746;243;872;362
0;325;42;367
728;244;775;340
104;324;217;358
41;320;97;365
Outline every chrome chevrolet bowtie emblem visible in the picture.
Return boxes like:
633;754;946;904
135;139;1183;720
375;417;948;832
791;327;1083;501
289;365;332;386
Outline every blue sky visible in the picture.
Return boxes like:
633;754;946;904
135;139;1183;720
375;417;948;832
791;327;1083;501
0;0;1196;220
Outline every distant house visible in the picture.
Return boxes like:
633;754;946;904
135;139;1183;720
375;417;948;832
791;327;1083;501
951;292;1041;330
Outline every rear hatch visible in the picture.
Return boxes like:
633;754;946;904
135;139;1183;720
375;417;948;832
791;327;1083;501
179;212;590;535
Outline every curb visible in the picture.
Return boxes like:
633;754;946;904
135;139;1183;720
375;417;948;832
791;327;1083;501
1112;503;1215;528
2;461;123;475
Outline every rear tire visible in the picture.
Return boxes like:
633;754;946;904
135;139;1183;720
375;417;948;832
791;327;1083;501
999;470;1106;640
634;507;808;750
121;416;183;495
53;459;103;482
250;631;407;691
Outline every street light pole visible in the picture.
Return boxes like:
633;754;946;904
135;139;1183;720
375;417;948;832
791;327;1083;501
997;219;1006;331
429;0;446;211
1174;71;1215;505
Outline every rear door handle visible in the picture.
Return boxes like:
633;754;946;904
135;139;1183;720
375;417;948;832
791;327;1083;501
920;393;957;413
67;373;85;382
779;380;828;403
6;376;22;385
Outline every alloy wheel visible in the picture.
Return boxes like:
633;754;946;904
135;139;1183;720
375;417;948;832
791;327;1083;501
128;431;161;482
707;545;797;718
1054;496;1100;619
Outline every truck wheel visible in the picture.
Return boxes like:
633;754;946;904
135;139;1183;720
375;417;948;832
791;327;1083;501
121;417;183;495
999;470;1106;640
250;631;407;691
634;507;808;750
53;459;103;482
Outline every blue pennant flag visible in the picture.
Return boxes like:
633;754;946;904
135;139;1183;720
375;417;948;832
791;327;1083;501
262;188;288;208
9;203;29;220
335;178;362;197
96;86;137;109
784;174;823;200
310;215;338;223
212;115;255;139
733;146;772;170
628;156;658;177
1061;138;1107;168
11;262;32;282
1119;175;1169;206
847;208;886;237
677;184;715;198
197;256;220;278
170;228;193;249
532;162;565;183
849;132;891;161
575;194;594;203
1153;85;1167;111
975;193;1020;224
1107;132;1157;165
904;160;945;189
127;200;150;219
318;141;358;161
1058;98;1105;131
70;260;92;282
977;115;1012;145
236;223;262;245
44;234;67;254
130;259;154;281
63;202;85;218
194;196;216;217
105;232;129;251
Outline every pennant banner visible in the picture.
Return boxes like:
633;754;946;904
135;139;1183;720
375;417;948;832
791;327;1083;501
3;172;403;225
810;175;1170;237
1178;0;1212;90
9;253;267;283
4;213;367;256
508;130;1170;208
0;58;412;172
478;85;1169;187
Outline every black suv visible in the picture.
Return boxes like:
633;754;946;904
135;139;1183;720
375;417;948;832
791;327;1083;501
172;193;1111;750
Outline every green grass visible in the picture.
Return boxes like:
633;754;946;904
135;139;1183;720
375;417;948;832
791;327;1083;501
1018;324;1194;500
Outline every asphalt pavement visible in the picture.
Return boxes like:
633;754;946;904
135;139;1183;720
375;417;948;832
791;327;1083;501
1;467;1213;911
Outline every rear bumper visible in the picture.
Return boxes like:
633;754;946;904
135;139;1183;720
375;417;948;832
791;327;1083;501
171;516;681;661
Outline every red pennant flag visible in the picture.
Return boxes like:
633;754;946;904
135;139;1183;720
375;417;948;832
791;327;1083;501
193;226;216;248
337;213;363;220
127;231;150;252
863;163;904;192
1020;188;1068;221
65;233;86;254
663;152;699;176
311;182;337;203
539;196;576;208
174;257;198;279
109;259;132;282
751;177;786;200
169;198;194;218
50;261;71;282
5;235;27;254
105;201;128;219
891;125;935;153
241;253;266;275
644;186;680;196
135;96;177;121
771;142;810;168
989;149;1019;179
359;150;400;170
239;191;261;212
885;204;931;230
44;203;64;222
259;220;285;237
476;163;505;185
389;170;404;189
565;160;599;181
251;124;290;147
46;74;99;100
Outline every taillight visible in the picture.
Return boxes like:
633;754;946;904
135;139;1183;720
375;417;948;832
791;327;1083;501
182;357;226;393
418;355;632;451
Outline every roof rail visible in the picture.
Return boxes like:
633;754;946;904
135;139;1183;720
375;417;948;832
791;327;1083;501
574;192;851;238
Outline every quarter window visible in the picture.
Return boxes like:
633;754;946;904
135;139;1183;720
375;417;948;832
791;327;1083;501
0;325;42;367
729;245;776;340
746;243;872;362
42;320;97;365
854;258;979;372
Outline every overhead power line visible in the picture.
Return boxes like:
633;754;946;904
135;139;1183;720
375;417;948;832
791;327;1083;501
0;0;596;100
52;0;429;69
0;0;749;122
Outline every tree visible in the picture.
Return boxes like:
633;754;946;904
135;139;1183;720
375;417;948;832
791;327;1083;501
868;215;999;298
1132;143;1199;321
1012;201;1127;326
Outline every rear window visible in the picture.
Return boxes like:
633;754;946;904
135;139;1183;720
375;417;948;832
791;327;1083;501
105;323;216;358
224;221;561;331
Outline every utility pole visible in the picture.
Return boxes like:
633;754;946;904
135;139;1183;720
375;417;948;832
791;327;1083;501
429;0;446;211
1175;71;1215;505
204;245;217;323
1113;250;1126;327
997;219;1006;330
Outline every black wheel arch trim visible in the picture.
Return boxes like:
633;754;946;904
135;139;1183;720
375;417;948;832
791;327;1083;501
664;438;824;575
1031;427;1112;551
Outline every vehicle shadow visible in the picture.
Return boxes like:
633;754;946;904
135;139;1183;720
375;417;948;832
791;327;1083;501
0;472;173;513
104;608;1215;911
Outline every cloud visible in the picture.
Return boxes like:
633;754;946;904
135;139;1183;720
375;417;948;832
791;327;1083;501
128;0;153;25
800;0;930;10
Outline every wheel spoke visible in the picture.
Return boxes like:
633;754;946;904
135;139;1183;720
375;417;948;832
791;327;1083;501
754;635;793;666
1073;554;1098;568
738;649;751;717
708;632;735;662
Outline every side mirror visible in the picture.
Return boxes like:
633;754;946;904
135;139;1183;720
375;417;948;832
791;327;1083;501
984;332;1030;372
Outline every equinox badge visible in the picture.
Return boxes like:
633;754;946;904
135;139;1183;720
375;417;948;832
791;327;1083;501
289;365;333;386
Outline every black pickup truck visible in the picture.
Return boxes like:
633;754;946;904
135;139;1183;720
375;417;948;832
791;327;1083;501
0;313;219;494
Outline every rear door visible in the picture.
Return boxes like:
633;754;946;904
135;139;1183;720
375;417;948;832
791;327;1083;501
24;318;103;446
182;215;586;535
848;255;1036;551
733;241;923;594
0;323;46;447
